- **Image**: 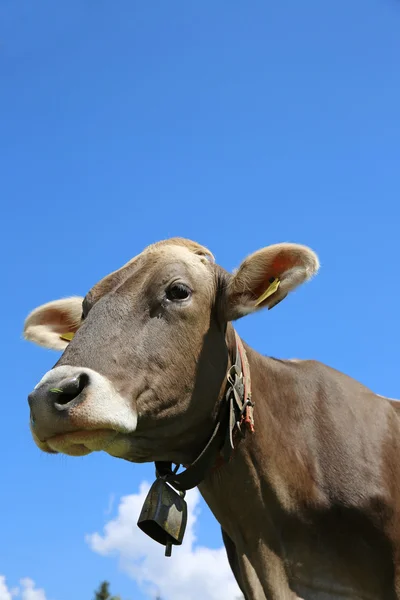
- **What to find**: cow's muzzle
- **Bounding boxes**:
[27,365,138,456]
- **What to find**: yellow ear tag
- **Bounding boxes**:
[59,332,75,342]
[255,278,280,306]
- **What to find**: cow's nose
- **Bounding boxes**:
[29,374,89,412]
[28,372,90,440]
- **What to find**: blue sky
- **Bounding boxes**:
[1,0,400,598]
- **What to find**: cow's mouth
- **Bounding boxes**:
[38,429,120,456]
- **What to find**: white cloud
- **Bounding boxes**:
[0,577,47,600]
[19,579,47,600]
[86,481,242,600]
[0,576,14,600]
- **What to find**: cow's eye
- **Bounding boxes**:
[166,283,192,302]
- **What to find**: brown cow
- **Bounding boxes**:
[23,238,400,600]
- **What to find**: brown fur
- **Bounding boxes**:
[23,238,400,599]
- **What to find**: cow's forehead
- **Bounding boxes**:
[89,238,215,300]
[145,237,214,259]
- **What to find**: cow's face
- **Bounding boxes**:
[24,238,319,464]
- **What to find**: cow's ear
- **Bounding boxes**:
[225,243,319,321]
[23,297,84,351]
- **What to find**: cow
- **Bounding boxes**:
[23,237,400,600]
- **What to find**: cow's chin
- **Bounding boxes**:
[31,428,182,464]
[32,429,130,457]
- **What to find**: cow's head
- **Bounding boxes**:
[24,238,319,464]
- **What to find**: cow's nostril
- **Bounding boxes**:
[50,373,89,408]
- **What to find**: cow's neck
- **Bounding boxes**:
[198,336,289,545]
[155,328,311,594]
[197,339,305,597]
